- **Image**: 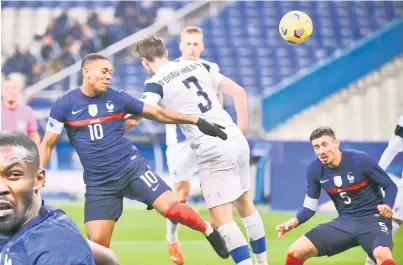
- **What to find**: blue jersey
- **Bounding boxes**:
[297,149,397,224]
[46,88,145,186]
[0,201,95,265]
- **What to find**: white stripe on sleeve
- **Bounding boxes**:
[303,195,318,211]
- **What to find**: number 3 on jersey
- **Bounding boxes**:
[88,124,104,140]
[182,76,212,113]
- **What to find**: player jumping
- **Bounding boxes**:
[276,126,398,265]
[364,116,403,265]
[135,35,268,265]
[125,26,226,265]
[39,53,230,263]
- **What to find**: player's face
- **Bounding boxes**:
[312,135,340,166]
[0,146,45,236]
[85,59,113,94]
[2,80,21,103]
[180,33,204,60]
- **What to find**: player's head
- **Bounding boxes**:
[81,53,112,95]
[134,34,168,75]
[0,131,45,236]
[2,78,21,105]
[179,26,204,61]
[310,126,341,167]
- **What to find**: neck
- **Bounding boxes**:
[151,57,169,74]
[81,84,99,98]
[2,100,18,109]
[23,195,42,227]
[328,149,343,168]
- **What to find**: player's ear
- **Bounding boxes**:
[82,67,90,79]
[334,139,340,148]
[34,168,46,193]
[165,50,169,58]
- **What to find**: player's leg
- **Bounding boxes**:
[285,221,359,264]
[358,216,396,265]
[123,165,229,259]
[166,180,190,265]
[196,135,255,265]
[84,187,124,263]
[86,239,119,265]
[232,136,268,265]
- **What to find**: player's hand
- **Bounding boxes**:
[196,118,228,140]
[276,217,299,239]
[377,204,393,218]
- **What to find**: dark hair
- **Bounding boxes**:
[309,126,336,141]
[81,53,109,69]
[0,131,40,169]
[134,34,167,62]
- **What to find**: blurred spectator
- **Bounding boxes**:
[87,12,101,31]
[53,10,71,45]
[69,19,82,40]
[40,34,61,61]
[2,48,40,86]
[1,77,40,146]
[60,41,80,68]
[2,48,26,75]
[79,25,102,58]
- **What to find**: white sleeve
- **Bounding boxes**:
[46,117,64,134]
[302,194,319,211]
[139,92,162,107]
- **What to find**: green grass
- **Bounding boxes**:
[54,202,403,265]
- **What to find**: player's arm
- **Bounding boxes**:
[38,98,66,168]
[276,164,320,239]
[122,90,227,140]
[362,156,398,217]
[379,117,403,169]
[217,91,224,106]
[27,106,41,146]
[204,63,248,134]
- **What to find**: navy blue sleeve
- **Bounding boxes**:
[49,96,70,122]
[144,82,163,98]
[296,163,321,226]
[361,155,397,208]
[28,226,96,265]
[118,90,144,115]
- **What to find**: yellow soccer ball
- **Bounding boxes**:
[279,11,313,44]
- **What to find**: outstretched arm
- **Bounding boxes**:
[39,130,60,169]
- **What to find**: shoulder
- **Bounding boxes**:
[343,149,369,162]
[53,89,78,107]
[307,159,322,176]
[199,58,220,72]
[24,204,85,247]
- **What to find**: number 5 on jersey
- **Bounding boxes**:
[88,124,104,140]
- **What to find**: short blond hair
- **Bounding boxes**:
[181,26,203,40]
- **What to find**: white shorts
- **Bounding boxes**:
[166,141,199,184]
[393,177,403,221]
[194,133,251,208]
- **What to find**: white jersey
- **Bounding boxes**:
[141,60,237,145]
[165,58,221,145]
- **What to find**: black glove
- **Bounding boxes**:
[196,118,228,140]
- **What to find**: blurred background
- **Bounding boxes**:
[1,1,403,264]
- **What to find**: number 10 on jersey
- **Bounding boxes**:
[88,124,104,140]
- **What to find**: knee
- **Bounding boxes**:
[373,246,393,263]
[287,243,314,260]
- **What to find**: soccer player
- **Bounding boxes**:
[364,116,403,265]
[125,26,225,265]
[0,131,95,264]
[135,35,268,265]
[39,53,229,262]
[1,78,40,146]
[276,126,398,265]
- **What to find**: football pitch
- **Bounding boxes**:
[55,202,403,265]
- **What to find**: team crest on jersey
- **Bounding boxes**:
[106,101,114,113]
[333,176,343,187]
[88,104,98,117]
[347,172,355,185]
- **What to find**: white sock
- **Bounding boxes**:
[203,221,214,237]
[392,220,400,238]
[241,212,267,265]
[166,219,179,243]
[364,256,376,265]
[218,222,253,265]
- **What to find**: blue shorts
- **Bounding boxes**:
[305,214,393,261]
[84,164,171,222]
